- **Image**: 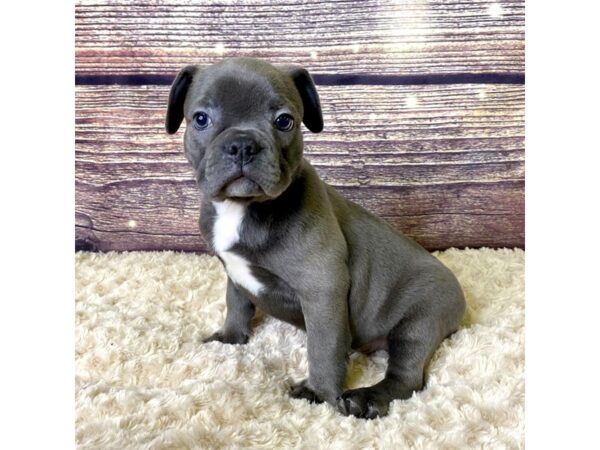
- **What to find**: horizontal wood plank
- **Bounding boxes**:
[75,181,524,251]
[75,83,524,251]
[75,0,524,76]
[76,212,523,252]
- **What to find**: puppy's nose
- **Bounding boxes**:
[223,135,261,163]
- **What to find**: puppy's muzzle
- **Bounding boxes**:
[222,132,263,166]
[203,127,281,200]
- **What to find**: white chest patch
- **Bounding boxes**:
[212,200,264,296]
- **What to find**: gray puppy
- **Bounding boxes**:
[166,58,465,419]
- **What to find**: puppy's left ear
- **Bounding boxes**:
[282,66,323,133]
[166,65,197,134]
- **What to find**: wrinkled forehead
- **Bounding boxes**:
[187,65,301,118]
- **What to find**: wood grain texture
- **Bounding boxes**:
[75,83,524,251]
[75,0,524,76]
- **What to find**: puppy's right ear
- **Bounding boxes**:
[166,65,197,134]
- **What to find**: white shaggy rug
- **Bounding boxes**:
[75,248,524,449]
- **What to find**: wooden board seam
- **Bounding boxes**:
[75,73,525,86]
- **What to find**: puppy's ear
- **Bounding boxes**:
[282,66,323,133]
[166,65,197,134]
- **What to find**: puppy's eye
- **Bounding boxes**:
[193,112,212,130]
[274,114,294,132]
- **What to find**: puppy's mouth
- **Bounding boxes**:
[222,175,264,199]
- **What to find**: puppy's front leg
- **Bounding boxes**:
[204,279,255,345]
[290,282,351,405]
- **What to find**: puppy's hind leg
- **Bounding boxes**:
[337,308,455,419]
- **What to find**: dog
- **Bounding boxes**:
[165,58,465,419]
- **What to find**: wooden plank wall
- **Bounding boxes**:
[75,0,525,252]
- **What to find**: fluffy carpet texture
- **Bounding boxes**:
[75,248,524,449]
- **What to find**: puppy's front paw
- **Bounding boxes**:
[289,379,324,404]
[202,330,249,345]
[337,387,389,419]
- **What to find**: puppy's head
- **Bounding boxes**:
[166,58,323,202]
